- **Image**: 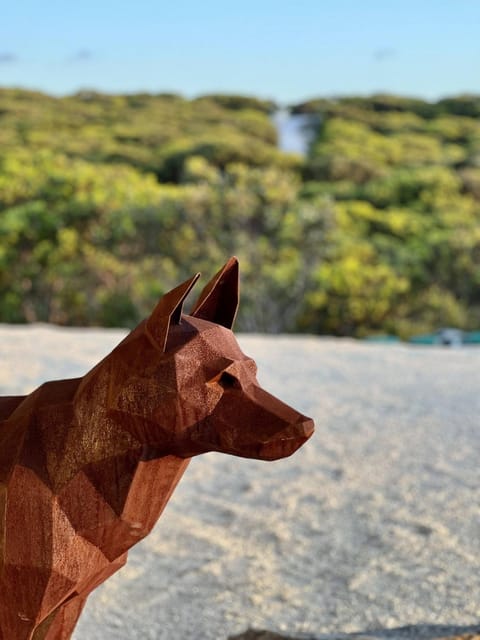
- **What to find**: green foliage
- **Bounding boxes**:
[299,93,480,335]
[437,94,480,118]
[0,89,479,336]
[194,94,277,114]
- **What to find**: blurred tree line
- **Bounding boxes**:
[0,89,479,336]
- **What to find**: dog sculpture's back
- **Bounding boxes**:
[0,258,314,640]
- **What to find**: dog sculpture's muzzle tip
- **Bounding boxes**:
[299,416,315,439]
[257,415,315,461]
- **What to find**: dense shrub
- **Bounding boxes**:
[0,89,479,336]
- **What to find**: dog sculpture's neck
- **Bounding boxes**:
[0,318,195,501]
[0,330,192,534]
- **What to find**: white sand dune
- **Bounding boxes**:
[1,325,479,639]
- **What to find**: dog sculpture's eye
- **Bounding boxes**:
[219,372,238,389]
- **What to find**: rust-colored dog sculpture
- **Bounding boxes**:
[0,258,314,640]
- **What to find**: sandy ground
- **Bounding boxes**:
[0,325,479,640]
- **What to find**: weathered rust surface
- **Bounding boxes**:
[0,258,314,640]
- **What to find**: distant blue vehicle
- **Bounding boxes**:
[409,328,480,346]
[464,331,480,344]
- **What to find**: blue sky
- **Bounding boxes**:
[1,0,479,102]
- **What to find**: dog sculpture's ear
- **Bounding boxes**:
[191,257,239,329]
[146,273,200,351]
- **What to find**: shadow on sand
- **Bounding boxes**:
[229,624,480,640]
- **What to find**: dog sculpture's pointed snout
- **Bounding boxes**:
[254,412,315,461]
[298,416,315,440]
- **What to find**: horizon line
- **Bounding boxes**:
[1,84,479,107]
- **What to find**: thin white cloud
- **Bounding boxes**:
[0,53,18,64]
[68,49,94,63]
[373,48,396,62]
